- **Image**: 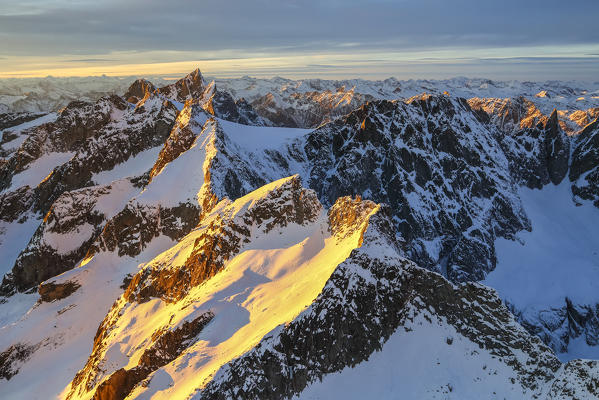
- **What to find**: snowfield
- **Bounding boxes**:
[298,313,535,400]
[485,182,599,361]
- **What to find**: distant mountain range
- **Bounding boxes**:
[2,74,598,130]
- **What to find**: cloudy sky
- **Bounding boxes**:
[0,0,597,80]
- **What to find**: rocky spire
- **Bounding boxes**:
[544,108,569,185]
[162,67,206,102]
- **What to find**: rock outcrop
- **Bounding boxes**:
[124,79,156,104]
[570,118,599,206]
[500,108,570,189]
[38,280,81,302]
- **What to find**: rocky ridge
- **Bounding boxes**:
[0,69,268,295]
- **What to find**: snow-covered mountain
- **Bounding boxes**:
[1,68,599,399]
[2,74,598,132]
[216,76,599,131]
[0,76,172,114]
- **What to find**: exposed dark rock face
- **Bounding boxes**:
[7,180,137,293]
[38,280,81,302]
[158,68,205,103]
[500,123,550,189]
[200,210,571,400]
[234,98,265,125]
[570,119,599,206]
[157,69,266,126]
[544,110,570,185]
[0,186,34,223]
[86,202,201,260]
[90,368,141,400]
[0,343,36,381]
[11,246,85,295]
[297,95,528,282]
[89,312,214,400]
[205,86,266,126]
[500,109,570,189]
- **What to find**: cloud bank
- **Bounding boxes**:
[0,0,597,79]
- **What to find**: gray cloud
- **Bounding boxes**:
[0,0,598,56]
[0,0,598,79]
[200,55,599,81]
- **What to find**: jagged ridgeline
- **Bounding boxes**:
[0,68,598,399]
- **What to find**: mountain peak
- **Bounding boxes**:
[156,68,206,102]
[547,108,559,127]
[187,67,202,80]
[124,79,156,104]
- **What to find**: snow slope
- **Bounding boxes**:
[484,182,599,360]
[9,152,75,189]
[217,118,310,151]
[0,216,41,278]
[0,236,176,400]
[91,147,162,186]
[298,313,537,400]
